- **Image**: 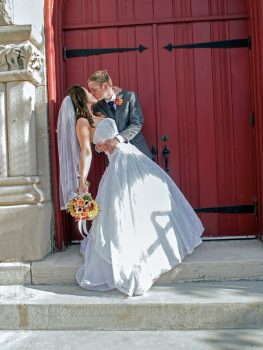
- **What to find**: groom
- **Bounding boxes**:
[88,70,152,158]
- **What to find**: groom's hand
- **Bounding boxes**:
[104,138,119,154]
[96,138,119,154]
[95,142,108,153]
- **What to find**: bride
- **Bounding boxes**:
[57,85,204,296]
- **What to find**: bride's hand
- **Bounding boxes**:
[79,181,90,194]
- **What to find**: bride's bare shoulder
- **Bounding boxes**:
[76,117,91,128]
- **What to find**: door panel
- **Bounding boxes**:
[157,24,181,184]
[135,26,157,146]
[63,0,256,240]
[157,19,256,236]
[192,21,219,235]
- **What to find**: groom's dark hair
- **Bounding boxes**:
[88,70,113,87]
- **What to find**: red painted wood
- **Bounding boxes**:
[192,1,219,235]
[153,2,177,178]
[135,25,157,151]
[99,0,117,22]
[153,0,173,19]
[229,19,256,235]
[134,0,153,20]
[45,0,263,249]
[50,0,258,243]
[116,0,135,22]
[63,15,248,31]
[82,0,100,25]
[99,28,119,81]
[157,24,180,184]
[174,21,200,207]
[247,0,263,240]
[64,30,85,87]
[227,0,247,15]
[118,28,139,90]
[191,0,209,17]
[213,19,238,235]
[45,0,68,249]
[63,0,83,26]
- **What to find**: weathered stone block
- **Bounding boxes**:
[0,201,52,261]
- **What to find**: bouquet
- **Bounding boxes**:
[66,191,99,221]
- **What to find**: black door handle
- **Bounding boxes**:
[162,145,170,172]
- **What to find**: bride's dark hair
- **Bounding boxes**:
[67,85,94,127]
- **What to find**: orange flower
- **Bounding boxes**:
[81,211,88,219]
[115,96,124,106]
[76,198,85,207]
[66,186,99,221]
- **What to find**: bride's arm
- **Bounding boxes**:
[76,118,92,193]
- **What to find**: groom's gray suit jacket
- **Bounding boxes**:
[92,90,152,158]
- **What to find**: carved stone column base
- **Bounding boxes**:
[0,202,52,261]
[0,24,52,261]
[0,176,43,205]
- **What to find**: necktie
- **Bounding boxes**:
[107,101,115,116]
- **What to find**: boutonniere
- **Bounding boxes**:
[115,96,124,106]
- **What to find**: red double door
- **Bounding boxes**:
[62,0,256,240]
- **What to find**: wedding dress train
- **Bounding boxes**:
[76,118,204,296]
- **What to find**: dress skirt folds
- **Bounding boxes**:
[76,119,204,296]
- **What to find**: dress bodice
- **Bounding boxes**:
[93,118,119,145]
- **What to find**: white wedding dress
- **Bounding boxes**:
[76,118,204,296]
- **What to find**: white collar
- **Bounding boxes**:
[105,93,116,103]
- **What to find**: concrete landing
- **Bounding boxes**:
[1,330,263,350]
[0,281,262,330]
[30,239,263,285]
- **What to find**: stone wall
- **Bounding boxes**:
[0,1,53,261]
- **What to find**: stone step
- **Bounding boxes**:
[0,281,263,330]
[1,329,263,350]
[30,240,263,285]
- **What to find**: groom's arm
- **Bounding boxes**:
[119,92,143,142]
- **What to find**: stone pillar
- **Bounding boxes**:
[0,0,13,25]
[0,25,52,261]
